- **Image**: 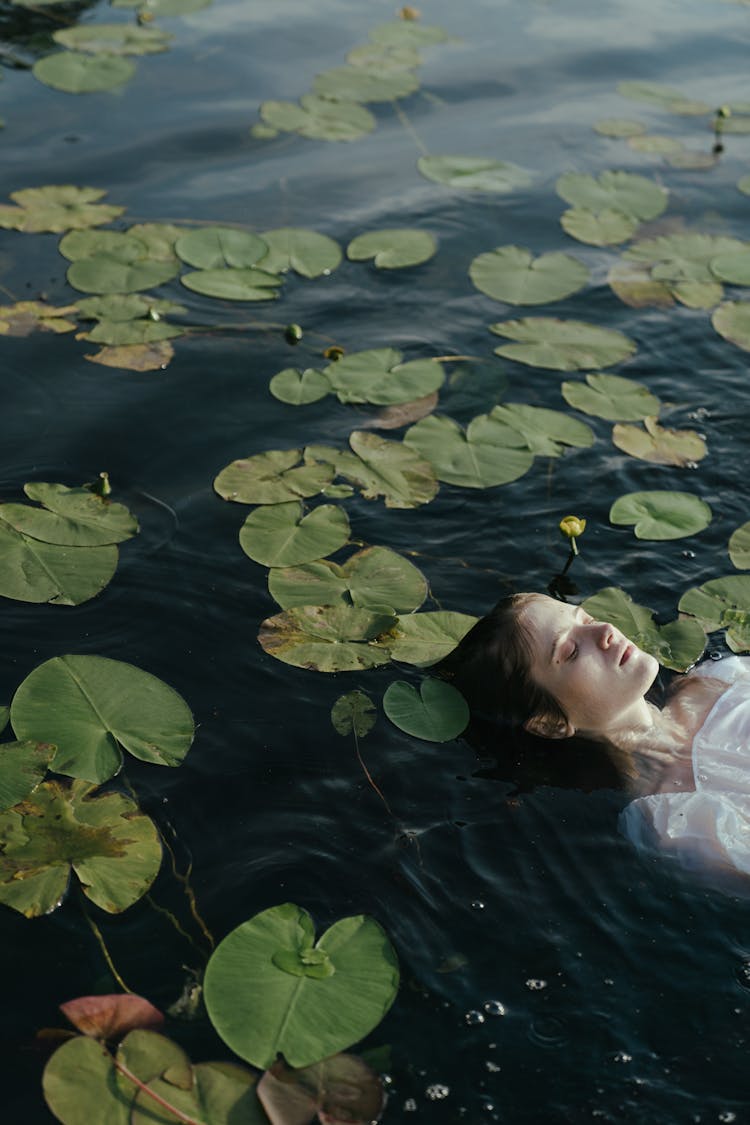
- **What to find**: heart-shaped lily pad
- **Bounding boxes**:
[0,481,138,546]
[609,490,712,540]
[268,545,427,613]
[556,170,668,220]
[58,229,148,263]
[257,228,341,278]
[53,23,172,55]
[481,403,594,457]
[594,118,646,137]
[383,678,469,741]
[269,367,332,405]
[175,227,268,270]
[0,522,118,606]
[378,611,478,665]
[678,575,750,651]
[561,372,660,421]
[560,208,638,247]
[239,501,350,567]
[417,155,533,193]
[490,318,636,371]
[180,268,281,301]
[347,229,437,269]
[331,691,377,737]
[259,95,376,142]
[582,586,705,672]
[258,605,394,671]
[469,245,589,305]
[322,348,444,405]
[214,449,333,505]
[306,433,438,509]
[67,256,180,295]
[712,301,750,352]
[33,51,136,94]
[0,185,124,234]
[404,413,532,488]
[312,65,418,103]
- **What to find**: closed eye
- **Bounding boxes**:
[566,643,578,661]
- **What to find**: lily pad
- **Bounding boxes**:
[379,611,478,665]
[556,170,667,220]
[627,134,684,154]
[383,678,469,741]
[125,223,182,261]
[306,432,438,508]
[59,994,164,1040]
[82,318,182,346]
[33,52,136,94]
[671,279,723,309]
[594,118,646,137]
[58,229,148,263]
[180,268,281,301]
[369,20,450,47]
[258,228,341,278]
[679,575,750,652]
[560,208,638,247]
[322,348,444,405]
[0,780,161,917]
[53,24,172,55]
[738,175,750,197]
[616,81,710,115]
[175,227,267,270]
[258,605,394,671]
[469,245,589,305]
[481,403,594,457]
[612,417,707,466]
[625,233,747,282]
[331,691,377,737]
[112,0,212,12]
[239,501,350,567]
[259,95,376,142]
[203,903,399,1068]
[417,155,533,193]
[67,256,180,295]
[0,185,124,233]
[729,522,750,569]
[403,413,533,488]
[609,490,712,540]
[666,149,716,170]
[313,65,418,103]
[711,251,750,286]
[268,545,427,613]
[581,586,705,672]
[85,341,175,371]
[347,229,437,269]
[0,301,78,336]
[607,261,674,308]
[0,481,138,546]
[562,372,660,421]
[258,1053,384,1125]
[490,317,636,371]
[712,301,750,351]
[10,654,195,783]
[0,523,118,605]
[0,740,54,813]
[269,367,332,405]
[214,449,333,505]
[347,43,421,70]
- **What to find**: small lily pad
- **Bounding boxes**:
[609,490,712,540]
[679,575,750,652]
[269,367,332,405]
[417,155,533,193]
[594,118,646,137]
[403,413,533,488]
[347,43,421,70]
[582,586,705,672]
[612,417,707,466]
[738,175,750,197]
[214,449,333,505]
[469,245,589,305]
[239,501,350,567]
[712,301,750,351]
[313,65,418,103]
[58,229,148,262]
[729,522,750,569]
[33,51,136,94]
[625,233,748,282]
[0,185,124,233]
[68,256,180,295]
[306,432,438,509]
[347,229,436,269]
[560,208,638,247]
[331,691,377,737]
[562,372,660,421]
[556,170,667,220]
[53,24,172,55]
[379,611,478,666]
[383,679,469,741]
[175,227,267,270]
[671,279,723,309]
[268,545,427,613]
[258,605,394,671]
[322,348,443,405]
[258,228,341,278]
[490,317,636,371]
[260,95,376,142]
[180,268,281,301]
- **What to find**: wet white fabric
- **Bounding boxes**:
[620,656,750,873]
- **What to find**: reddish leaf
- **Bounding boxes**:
[258,1054,385,1125]
[60,994,164,1040]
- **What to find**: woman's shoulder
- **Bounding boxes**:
[688,654,750,685]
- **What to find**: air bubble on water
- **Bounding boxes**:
[471,900,485,910]
[710,650,723,661]
[404,1098,418,1112]
[604,978,614,986]
[613,1051,632,1063]
[465,1009,485,1026]
[525,978,547,990]
[486,1060,501,1073]
[483,1000,506,1016]
[682,550,695,559]
[736,961,750,988]
[718,1113,736,1123]
[425,1083,450,1101]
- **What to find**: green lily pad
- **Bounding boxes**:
[607,261,674,308]
[269,367,332,405]
[469,245,589,305]
[625,233,747,282]
[712,301,750,351]
[125,223,182,260]
[82,318,182,346]
[58,229,148,263]
[710,251,750,286]
[0,523,117,605]
[628,134,684,154]
[679,575,750,652]
[214,449,333,505]
[0,481,138,546]
[729,522,750,569]
[239,501,350,567]
[260,95,376,142]
[11,655,195,783]
[403,413,532,488]
[417,155,533,193]
[258,605,394,671]
[383,678,469,741]
[313,65,418,103]
[556,170,667,221]
[257,228,341,278]
[180,268,281,300]
[33,52,136,94]
[268,546,427,613]
[665,149,717,170]
[347,229,437,269]
[616,81,710,114]
[379,611,478,666]
[738,175,750,197]
[331,691,377,737]
[581,586,706,672]
[369,20,450,47]
[0,185,124,234]
[0,740,54,813]
[609,490,712,540]
[0,709,8,735]
[562,372,660,421]
[322,348,443,405]
[347,43,421,70]
[77,294,187,323]
[0,780,161,917]
[306,432,438,508]
[560,208,638,247]
[594,118,646,137]
[671,279,724,309]
[53,23,172,55]
[175,227,267,270]
[490,317,636,371]
[612,417,707,466]
[204,903,399,1068]
[481,403,594,457]
[719,116,750,134]
[67,256,180,295]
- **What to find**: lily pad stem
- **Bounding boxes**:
[79,897,133,994]
[112,1056,207,1125]
[160,827,215,951]
[145,894,208,961]
[354,728,393,818]
[391,98,430,157]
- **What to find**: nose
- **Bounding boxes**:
[593,620,615,648]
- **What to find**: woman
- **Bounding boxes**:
[440,592,750,875]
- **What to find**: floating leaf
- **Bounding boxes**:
[607,261,674,308]
[82,318,182,346]
[125,222,182,261]
[313,65,418,103]
[369,20,450,46]
[0,481,138,546]
[738,175,750,197]
[555,170,667,221]
[203,903,399,1068]
[258,605,394,672]
[347,43,421,69]
[68,256,180,295]
[0,524,117,605]
[260,95,376,142]
[625,233,747,282]
[561,372,660,421]
[347,229,436,269]
[490,317,636,371]
[482,403,594,457]
[0,740,54,813]
[257,228,341,278]
[469,245,589,305]
[0,708,8,734]
[671,279,723,309]
[403,413,532,488]
[180,268,281,301]
[612,417,707,466]
[582,586,705,672]
[269,367,332,405]
[175,227,267,270]
[11,655,195,783]
[0,185,124,233]
[85,341,174,371]
[379,611,478,665]
[383,678,469,741]
[58,229,148,263]
[594,118,646,137]
[60,994,164,1039]
[53,24,172,55]
[679,575,750,652]
[417,155,533,193]
[268,546,427,613]
[306,432,438,508]
[609,490,712,540]
[0,301,78,336]
[322,348,443,405]
[0,780,161,916]
[710,251,750,286]
[258,1054,384,1125]
[712,301,750,351]
[239,501,350,567]
[33,52,136,94]
[616,81,710,115]
[560,208,638,247]
[359,391,438,431]
[331,691,377,737]
[665,149,716,170]
[627,134,683,154]
[719,116,750,134]
[214,449,333,505]
[729,522,750,569]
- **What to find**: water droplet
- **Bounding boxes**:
[471,900,485,910]
[613,1051,632,1063]
[465,1009,485,1026]
[525,978,547,990]
[735,961,750,988]
[483,1000,506,1016]
[425,1083,450,1101]
[682,550,695,559]
[604,978,614,986]
[404,1098,418,1112]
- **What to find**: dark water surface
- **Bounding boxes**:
[4,0,750,1120]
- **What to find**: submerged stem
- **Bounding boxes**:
[391,99,430,157]
[112,1056,207,1125]
[354,728,394,818]
[79,899,133,994]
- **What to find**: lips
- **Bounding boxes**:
[619,643,633,666]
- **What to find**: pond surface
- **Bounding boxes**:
[4,0,750,1120]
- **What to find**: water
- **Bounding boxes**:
[3,0,750,1120]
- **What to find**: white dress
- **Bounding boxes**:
[620,656,750,874]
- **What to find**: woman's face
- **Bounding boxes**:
[519,595,659,737]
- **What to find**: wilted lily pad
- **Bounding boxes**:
[0,523,117,606]
[68,256,180,295]
[0,779,161,917]
[331,691,377,737]
[347,229,437,269]
[268,545,427,613]
[175,227,267,270]
[85,341,175,371]
[383,678,469,740]
[556,170,667,220]
[259,95,376,142]
[269,367,332,405]
[53,24,172,55]
[612,417,707,466]
[181,267,281,301]
[258,228,341,278]
[214,449,333,505]
[490,317,636,371]
[562,372,660,421]
[469,245,589,305]
[0,185,124,233]
[11,654,195,783]
[404,412,532,488]
[582,586,705,671]
[417,155,533,193]
[609,490,712,540]
[679,575,750,651]
[729,522,750,569]
[313,65,418,103]
[0,481,138,546]
[306,431,438,508]
[33,52,136,94]
[0,301,78,336]
[259,1053,384,1125]
[607,261,674,308]
[0,740,54,813]
[560,208,638,247]
[239,501,350,567]
[258,605,394,671]
[322,348,443,405]
[60,994,164,1039]
[203,903,399,1068]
